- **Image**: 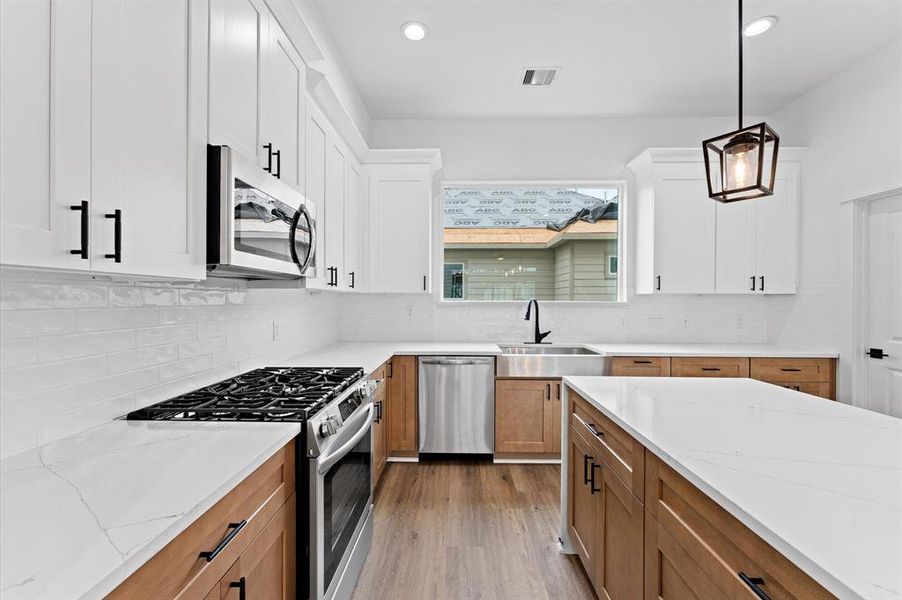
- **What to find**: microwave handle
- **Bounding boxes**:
[289,204,316,275]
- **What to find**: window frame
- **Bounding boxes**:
[437,179,628,304]
[443,262,466,300]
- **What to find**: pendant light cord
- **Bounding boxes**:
[738,0,743,129]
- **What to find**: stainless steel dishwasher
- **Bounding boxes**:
[418,356,495,454]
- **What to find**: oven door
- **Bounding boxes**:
[208,145,316,278]
[310,402,373,600]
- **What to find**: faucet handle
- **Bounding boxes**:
[538,330,552,343]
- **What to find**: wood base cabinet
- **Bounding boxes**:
[371,362,389,487]
[387,356,418,457]
[495,379,561,456]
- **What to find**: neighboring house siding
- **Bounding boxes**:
[445,240,616,301]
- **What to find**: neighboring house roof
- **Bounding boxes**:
[443,187,618,228]
[444,219,617,249]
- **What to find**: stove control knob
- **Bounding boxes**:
[319,416,340,437]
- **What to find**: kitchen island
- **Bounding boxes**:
[560,376,901,600]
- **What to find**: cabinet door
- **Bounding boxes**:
[367,165,431,293]
[551,381,563,454]
[387,356,417,456]
[343,160,361,290]
[304,97,329,290]
[644,511,722,600]
[595,465,643,600]
[495,379,555,454]
[91,0,206,279]
[755,174,798,294]
[325,139,346,288]
[209,0,267,165]
[715,200,756,293]
[568,427,596,581]
[0,0,90,271]
[261,16,304,192]
[652,176,715,293]
[226,496,296,600]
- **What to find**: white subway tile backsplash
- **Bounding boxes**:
[0,271,339,457]
[38,330,136,362]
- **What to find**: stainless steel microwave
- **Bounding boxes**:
[207,145,316,279]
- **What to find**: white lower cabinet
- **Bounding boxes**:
[364,152,441,294]
[0,0,207,280]
[629,148,802,295]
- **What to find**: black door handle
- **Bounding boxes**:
[104,210,121,263]
[272,149,281,179]
[750,275,756,291]
[228,576,247,600]
[349,271,355,289]
[199,520,246,561]
[70,201,89,259]
[867,348,889,359]
[423,275,427,291]
[263,143,273,173]
[738,572,772,600]
[759,275,765,291]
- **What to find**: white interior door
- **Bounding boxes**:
[864,192,902,417]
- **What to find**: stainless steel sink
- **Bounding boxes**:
[496,345,608,377]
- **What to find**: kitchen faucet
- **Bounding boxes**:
[524,298,551,344]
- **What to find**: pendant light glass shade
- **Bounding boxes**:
[703,122,780,202]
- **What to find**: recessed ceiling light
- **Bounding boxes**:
[743,16,777,37]
[401,21,427,41]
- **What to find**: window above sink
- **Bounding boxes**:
[442,181,626,303]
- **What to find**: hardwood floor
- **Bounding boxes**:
[351,458,596,600]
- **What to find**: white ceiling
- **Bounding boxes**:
[313,0,902,119]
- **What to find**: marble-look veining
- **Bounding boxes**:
[562,376,901,600]
[583,342,839,358]
[0,420,299,600]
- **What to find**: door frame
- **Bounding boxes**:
[840,186,902,407]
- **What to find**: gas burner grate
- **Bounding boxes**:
[126,366,364,422]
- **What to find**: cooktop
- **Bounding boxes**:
[126,366,365,422]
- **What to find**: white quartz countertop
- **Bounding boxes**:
[562,376,902,600]
[284,341,837,376]
[0,420,299,600]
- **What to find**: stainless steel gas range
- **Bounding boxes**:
[126,366,377,600]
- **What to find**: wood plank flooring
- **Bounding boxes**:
[351,458,596,600]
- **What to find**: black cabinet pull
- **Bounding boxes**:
[545,383,551,401]
[373,400,382,423]
[423,275,427,291]
[750,275,756,291]
[590,462,602,495]
[780,368,802,372]
[272,149,281,179]
[199,520,246,562]
[263,143,273,173]
[738,572,772,600]
[655,275,661,291]
[633,360,652,364]
[228,576,247,600]
[759,275,765,291]
[582,454,592,485]
[386,361,393,379]
[584,421,604,438]
[349,271,355,289]
[701,367,721,372]
[867,348,889,359]
[70,201,89,259]
[104,210,122,263]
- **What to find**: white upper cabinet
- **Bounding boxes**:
[630,151,715,294]
[1,0,206,280]
[0,0,91,271]
[261,16,305,192]
[343,160,361,290]
[364,151,441,294]
[715,162,800,294]
[208,0,267,163]
[91,0,207,279]
[325,137,346,289]
[304,96,330,290]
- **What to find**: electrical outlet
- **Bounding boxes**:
[682,315,690,328]
[736,314,744,329]
[620,317,628,329]
[405,305,413,318]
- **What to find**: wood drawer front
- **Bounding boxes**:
[671,357,750,378]
[765,380,834,399]
[751,358,834,383]
[372,361,388,382]
[644,453,834,600]
[109,441,296,600]
[611,356,671,377]
[571,392,645,502]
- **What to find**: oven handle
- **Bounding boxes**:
[316,403,374,475]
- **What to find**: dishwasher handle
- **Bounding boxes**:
[420,357,495,366]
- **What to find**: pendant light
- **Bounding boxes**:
[702,0,780,203]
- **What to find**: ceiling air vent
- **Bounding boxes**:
[522,67,558,86]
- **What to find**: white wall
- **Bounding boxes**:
[765,39,902,402]
[0,269,338,458]
[342,114,771,343]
